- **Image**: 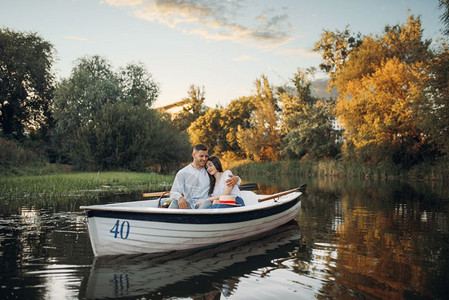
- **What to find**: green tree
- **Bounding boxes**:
[51,55,159,160]
[280,69,316,134]
[0,28,55,139]
[73,103,190,171]
[172,85,206,132]
[52,56,120,142]
[118,62,159,106]
[280,69,341,159]
[282,102,341,159]
[418,41,449,154]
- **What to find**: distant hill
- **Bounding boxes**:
[311,78,338,100]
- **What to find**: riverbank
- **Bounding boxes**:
[0,171,174,205]
[230,158,449,181]
[2,157,448,206]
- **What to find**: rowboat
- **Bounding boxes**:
[83,222,301,299]
[80,183,306,257]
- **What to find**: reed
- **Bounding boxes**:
[231,159,449,181]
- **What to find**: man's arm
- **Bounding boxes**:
[225,171,241,188]
[170,172,184,201]
[170,171,190,209]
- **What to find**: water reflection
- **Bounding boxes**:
[1,177,449,299]
[82,222,301,299]
[0,205,92,299]
[296,178,449,299]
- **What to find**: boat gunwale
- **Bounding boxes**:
[80,192,302,216]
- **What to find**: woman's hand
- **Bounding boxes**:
[196,198,210,208]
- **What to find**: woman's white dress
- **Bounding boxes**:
[211,170,241,197]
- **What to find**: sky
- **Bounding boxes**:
[0,0,445,108]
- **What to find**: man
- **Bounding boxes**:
[169,144,239,209]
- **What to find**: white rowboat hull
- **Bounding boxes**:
[81,190,303,257]
[84,223,301,299]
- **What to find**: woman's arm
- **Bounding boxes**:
[195,195,220,208]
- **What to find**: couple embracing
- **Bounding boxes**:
[169,144,244,209]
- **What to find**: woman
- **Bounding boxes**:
[196,156,245,209]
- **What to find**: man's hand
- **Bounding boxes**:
[178,197,189,209]
[225,175,239,188]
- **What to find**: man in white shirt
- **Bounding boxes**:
[169,144,239,209]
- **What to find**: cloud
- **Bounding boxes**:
[103,0,293,48]
[135,1,216,28]
[64,36,88,41]
[232,55,258,62]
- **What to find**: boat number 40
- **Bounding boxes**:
[110,220,130,239]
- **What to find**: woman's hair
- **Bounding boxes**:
[207,156,223,195]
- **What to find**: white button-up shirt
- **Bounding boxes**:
[170,164,210,209]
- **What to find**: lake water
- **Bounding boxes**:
[1,176,449,299]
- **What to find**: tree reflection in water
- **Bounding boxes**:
[291,178,449,299]
[1,178,449,299]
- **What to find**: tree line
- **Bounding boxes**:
[1,11,448,173]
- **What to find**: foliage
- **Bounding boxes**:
[315,15,436,167]
[237,75,280,161]
[118,62,159,107]
[0,137,40,171]
[72,103,190,172]
[280,69,341,159]
[221,97,254,154]
[187,107,224,154]
[187,96,254,157]
[440,0,449,35]
[51,55,160,161]
[417,40,449,155]
[282,102,341,159]
[338,58,428,163]
[0,28,55,139]
[171,85,206,132]
[313,26,363,87]
[52,55,120,141]
[51,56,158,136]
[232,159,449,182]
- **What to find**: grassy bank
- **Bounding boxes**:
[0,171,174,204]
[230,159,449,181]
[3,158,447,207]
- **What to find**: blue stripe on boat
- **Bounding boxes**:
[86,197,300,224]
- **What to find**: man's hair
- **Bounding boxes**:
[193,144,208,152]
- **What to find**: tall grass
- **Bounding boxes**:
[231,159,449,181]
[0,171,174,204]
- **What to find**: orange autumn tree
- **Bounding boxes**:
[237,75,280,161]
[337,57,426,162]
[315,15,434,166]
[187,96,254,158]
